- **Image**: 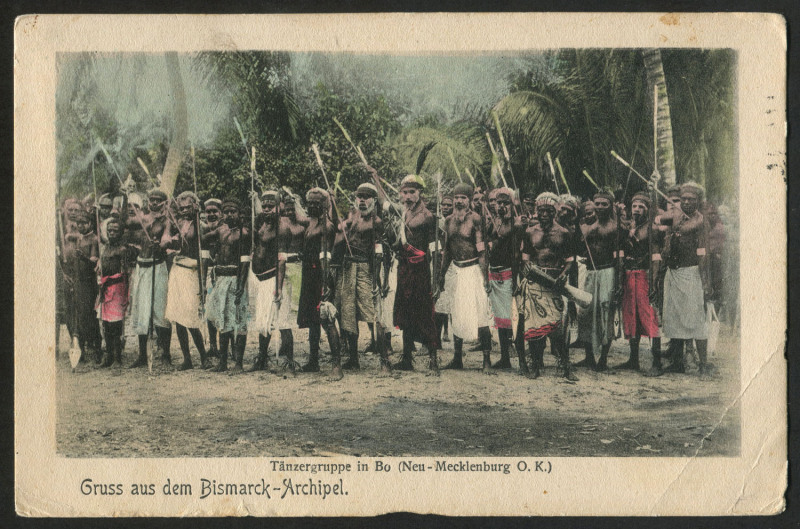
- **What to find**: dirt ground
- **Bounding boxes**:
[56,323,740,458]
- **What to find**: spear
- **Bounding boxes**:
[555,158,571,195]
[250,146,256,252]
[610,151,678,206]
[192,146,206,312]
[485,133,508,189]
[545,152,561,194]
[95,137,125,187]
[311,143,352,255]
[582,169,601,191]
[233,117,249,159]
[333,117,369,167]
[91,158,104,315]
[491,110,518,190]
[447,146,464,183]
[191,143,197,196]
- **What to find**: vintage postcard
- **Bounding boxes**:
[14,13,786,516]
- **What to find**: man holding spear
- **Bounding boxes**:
[433,194,455,345]
[518,192,579,381]
[296,188,344,380]
[203,198,251,373]
[336,183,390,373]
[574,188,620,371]
[97,218,136,368]
[486,187,526,369]
[202,198,223,359]
[126,189,173,368]
[437,182,494,372]
[391,175,441,374]
[616,191,663,374]
[247,190,291,372]
[660,182,712,377]
[162,191,211,370]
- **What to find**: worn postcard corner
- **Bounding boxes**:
[14,12,786,517]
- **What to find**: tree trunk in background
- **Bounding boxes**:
[642,49,678,188]
[160,52,188,196]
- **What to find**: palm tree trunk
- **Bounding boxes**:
[642,49,678,187]
[160,52,188,196]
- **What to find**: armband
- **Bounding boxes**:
[200,250,211,259]
[566,256,575,262]
[651,253,662,261]
[278,252,288,262]
[428,242,437,253]
[521,253,530,261]
[240,255,251,263]
[476,241,485,252]
[319,251,332,261]
[613,250,625,258]
[375,243,383,254]
[696,248,706,256]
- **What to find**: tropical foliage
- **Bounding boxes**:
[56,49,737,208]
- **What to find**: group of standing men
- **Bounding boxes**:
[57,168,717,382]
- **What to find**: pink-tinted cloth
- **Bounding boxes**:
[98,273,128,322]
[622,270,659,339]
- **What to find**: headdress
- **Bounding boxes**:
[355,183,378,198]
[680,181,705,200]
[535,192,560,208]
[399,174,424,190]
[176,191,199,204]
[631,191,651,208]
[453,182,474,197]
[204,198,222,210]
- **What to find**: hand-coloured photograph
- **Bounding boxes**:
[53,47,741,459]
[15,13,786,517]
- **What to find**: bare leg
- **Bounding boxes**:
[645,337,663,377]
[595,343,611,372]
[324,321,343,381]
[175,324,192,370]
[479,326,495,374]
[393,330,415,371]
[615,337,641,370]
[213,332,231,371]
[301,324,321,372]
[443,336,463,370]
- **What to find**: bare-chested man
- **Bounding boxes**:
[247,190,291,372]
[162,191,210,370]
[617,191,662,375]
[203,198,250,373]
[391,175,440,374]
[61,209,101,363]
[557,194,580,234]
[336,183,390,373]
[274,192,308,361]
[661,182,712,377]
[296,188,343,380]
[486,187,526,369]
[433,195,454,344]
[202,198,223,358]
[575,189,619,371]
[437,182,494,372]
[126,189,173,367]
[519,192,578,381]
[97,218,136,368]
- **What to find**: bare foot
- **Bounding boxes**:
[328,366,344,381]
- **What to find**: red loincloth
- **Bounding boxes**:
[622,269,659,339]
[98,273,128,322]
[393,244,440,349]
